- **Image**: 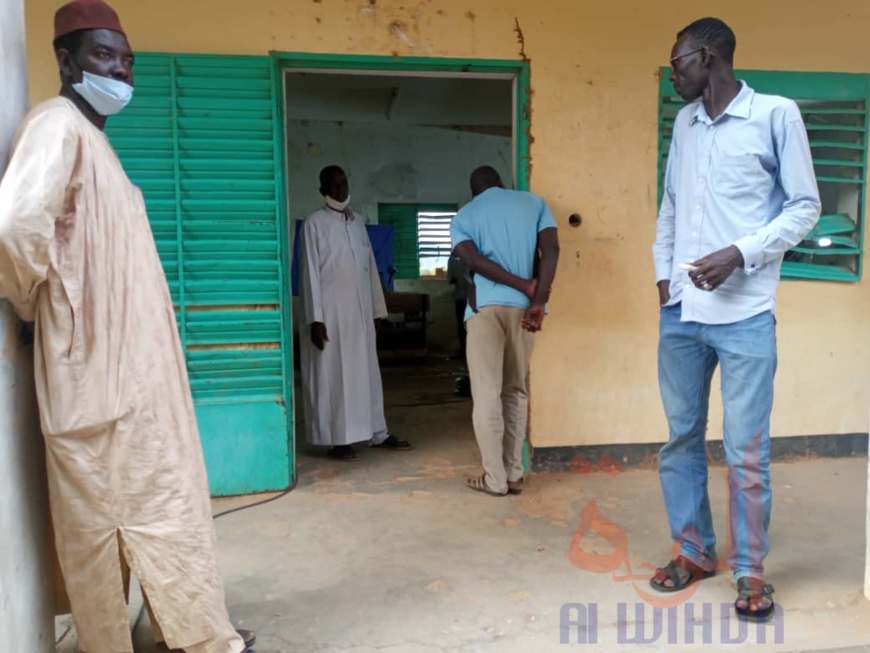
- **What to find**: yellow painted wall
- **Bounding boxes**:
[23,0,870,447]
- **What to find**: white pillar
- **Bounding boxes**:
[0,0,55,649]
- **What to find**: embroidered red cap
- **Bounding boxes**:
[54,0,125,41]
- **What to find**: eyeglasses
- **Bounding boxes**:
[670,47,705,66]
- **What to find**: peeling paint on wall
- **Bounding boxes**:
[369,162,420,198]
[514,18,534,183]
[513,17,527,61]
[522,85,535,182]
[389,21,417,49]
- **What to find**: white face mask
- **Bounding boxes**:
[72,71,134,116]
[326,195,351,212]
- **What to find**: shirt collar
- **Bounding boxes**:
[691,81,755,124]
[475,187,501,200]
[325,206,355,221]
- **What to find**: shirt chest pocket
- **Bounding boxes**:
[713,151,770,198]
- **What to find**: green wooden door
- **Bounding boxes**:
[106,54,293,496]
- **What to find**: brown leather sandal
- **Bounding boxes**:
[649,555,716,592]
[507,478,524,495]
[735,577,776,622]
[466,474,507,497]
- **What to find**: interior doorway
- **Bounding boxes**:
[274,54,529,461]
[287,71,515,352]
[275,55,529,353]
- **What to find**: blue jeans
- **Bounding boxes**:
[658,305,776,581]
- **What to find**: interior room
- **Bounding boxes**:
[285,71,513,361]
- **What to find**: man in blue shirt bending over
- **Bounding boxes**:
[451,166,560,498]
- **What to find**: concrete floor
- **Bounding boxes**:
[62,361,870,652]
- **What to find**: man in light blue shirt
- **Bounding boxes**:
[451,166,559,497]
[650,18,820,621]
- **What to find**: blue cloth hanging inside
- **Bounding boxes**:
[367,224,396,293]
[291,220,396,296]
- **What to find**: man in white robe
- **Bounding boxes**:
[299,166,412,461]
[0,2,254,651]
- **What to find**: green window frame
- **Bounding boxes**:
[658,69,870,282]
[377,203,458,279]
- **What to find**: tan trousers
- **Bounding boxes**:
[148,596,245,653]
[465,306,535,494]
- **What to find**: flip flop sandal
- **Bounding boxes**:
[649,556,716,593]
[466,474,507,497]
[507,478,524,495]
[735,578,776,622]
[328,446,360,462]
[371,435,413,450]
[158,631,255,653]
[237,629,256,648]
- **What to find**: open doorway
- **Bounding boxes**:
[286,70,514,356]
[277,54,529,465]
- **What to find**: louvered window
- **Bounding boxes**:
[378,203,457,279]
[417,209,456,256]
[658,71,869,281]
[105,54,292,496]
[417,207,458,277]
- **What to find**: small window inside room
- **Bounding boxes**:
[417,207,457,277]
[378,203,457,279]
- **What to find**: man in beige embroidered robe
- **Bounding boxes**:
[0,1,253,651]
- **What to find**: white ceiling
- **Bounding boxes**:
[284,72,513,128]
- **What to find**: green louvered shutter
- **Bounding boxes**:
[378,203,420,279]
[658,69,869,282]
[105,55,179,298]
[106,54,293,496]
